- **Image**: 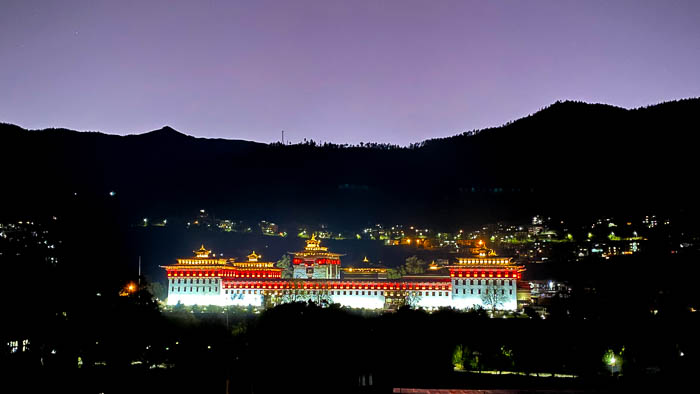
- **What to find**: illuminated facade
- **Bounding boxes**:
[291,235,342,279]
[162,241,524,311]
[162,246,282,306]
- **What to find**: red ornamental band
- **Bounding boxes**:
[315,258,340,265]
[449,269,522,280]
[166,269,281,279]
[292,258,341,265]
[220,280,451,291]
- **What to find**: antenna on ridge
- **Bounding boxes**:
[281,130,285,144]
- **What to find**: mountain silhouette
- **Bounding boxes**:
[2,98,698,227]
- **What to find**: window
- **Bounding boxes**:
[478,280,481,285]
[509,280,513,286]
[501,280,505,286]
[439,292,442,297]
[462,279,466,286]
[215,287,218,292]
[501,289,505,295]
[432,292,436,296]
[478,289,481,294]
[374,291,378,295]
[362,291,365,295]
[470,289,473,294]
[509,289,513,295]
[470,280,474,285]
[343,291,347,295]
[225,290,228,294]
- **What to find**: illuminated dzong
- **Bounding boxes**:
[161,236,524,310]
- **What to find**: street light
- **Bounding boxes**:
[608,354,617,375]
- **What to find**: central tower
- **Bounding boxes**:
[291,234,343,279]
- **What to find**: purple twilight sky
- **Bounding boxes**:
[2,0,699,145]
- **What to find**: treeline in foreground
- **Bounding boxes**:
[3,288,698,393]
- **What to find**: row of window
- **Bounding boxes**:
[454,279,513,286]
[171,278,218,285]
[223,289,451,297]
[453,288,513,295]
[172,286,218,293]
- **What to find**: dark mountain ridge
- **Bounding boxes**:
[2,98,698,228]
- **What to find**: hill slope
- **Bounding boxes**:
[2,98,698,227]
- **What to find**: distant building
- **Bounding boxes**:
[162,238,524,311]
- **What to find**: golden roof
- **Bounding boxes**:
[194,244,211,258]
[247,251,261,262]
[304,234,328,251]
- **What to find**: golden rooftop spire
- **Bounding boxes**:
[194,244,211,258]
[304,233,327,251]
[247,251,261,262]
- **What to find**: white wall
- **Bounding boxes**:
[165,278,519,310]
